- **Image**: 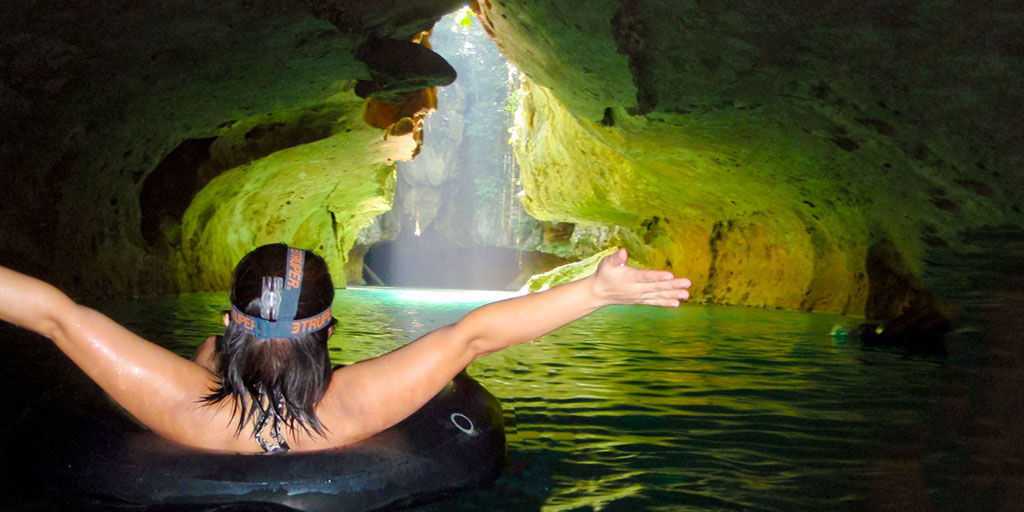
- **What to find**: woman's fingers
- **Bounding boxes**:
[634,276,691,292]
[638,277,691,303]
[635,268,675,282]
[654,277,691,289]
[597,249,692,306]
[613,281,689,306]
[640,287,690,300]
[629,268,688,287]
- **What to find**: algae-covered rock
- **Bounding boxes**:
[0,0,463,297]
[477,0,1023,318]
[179,90,415,290]
[521,246,618,293]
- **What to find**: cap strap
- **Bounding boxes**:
[230,247,332,339]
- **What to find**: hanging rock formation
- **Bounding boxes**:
[354,37,457,103]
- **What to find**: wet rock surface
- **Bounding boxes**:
[0,0,460,296]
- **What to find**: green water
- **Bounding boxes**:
[89,287,936,511]
[4,230,1023,511]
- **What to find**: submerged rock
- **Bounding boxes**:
[853,304,954,356]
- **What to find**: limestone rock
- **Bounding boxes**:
[521,246,618,293]
[178,90,413,291]
[0,0,464,297]
[477,0,1023,318]
[1,0,1020,320]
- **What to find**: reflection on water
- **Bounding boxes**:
[3,229,1023,511]
[62,288,933,511]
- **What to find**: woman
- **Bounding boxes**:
[0,244,690,453]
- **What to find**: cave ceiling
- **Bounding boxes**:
[0,0,1020,319]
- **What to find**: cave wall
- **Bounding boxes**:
[1,0,1020,319]
[178,91,414,291]
[0,0,460,296]
[475,0,1023,316]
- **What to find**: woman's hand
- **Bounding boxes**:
[590,248,691,307]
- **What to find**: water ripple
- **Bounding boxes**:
[78,285,990,511]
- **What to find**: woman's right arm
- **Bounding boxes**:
[0,265,220,446]
[320,249,691,445]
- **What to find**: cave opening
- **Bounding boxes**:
[361,8,542,290]
[362,226,525,289]
[139,137,216,247]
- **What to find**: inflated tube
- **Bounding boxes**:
[12,372,506,511]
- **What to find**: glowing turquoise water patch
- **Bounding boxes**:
[345,286,519,305]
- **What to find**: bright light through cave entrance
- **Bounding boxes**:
[361,8,538,291]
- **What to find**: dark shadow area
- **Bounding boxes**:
[858,235,957,355]
[864,227,1024,511]
[139,137,216,246]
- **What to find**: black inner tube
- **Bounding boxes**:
[11,371,506,512]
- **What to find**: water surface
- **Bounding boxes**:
[78,287,937,511]
[4,230,1022,511]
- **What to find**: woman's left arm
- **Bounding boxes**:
[0,265,71,338]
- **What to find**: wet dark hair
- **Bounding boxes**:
[201,244,335,440]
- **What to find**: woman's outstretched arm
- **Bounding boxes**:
[320,249,691,444]
[0,265,219,446]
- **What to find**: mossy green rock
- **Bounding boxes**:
[522,247,618,293]
[179,91,414,290]
[479,0,1023,316]
[0,0,458,297]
